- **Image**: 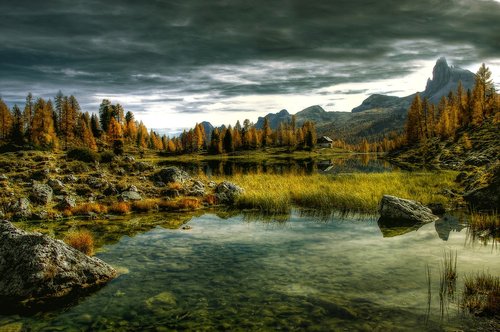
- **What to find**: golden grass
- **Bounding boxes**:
[64,230,94,256]
[132,199,159,212]
[168,182,184,190]
[218,171,458,214]
[462,272,499,316]
[71,203,108,215]
[109,202,131,215]
[159,197,201,211]
[469,212,499,234]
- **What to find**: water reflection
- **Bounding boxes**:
[159,156,395,176]
[6,211,498,331]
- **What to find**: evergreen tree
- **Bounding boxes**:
[90,113,102,138]
[10,104,24,144]
[0,99,12,140]
[223,126,234,153]
[23,93,34,138]
[99,99,113,132]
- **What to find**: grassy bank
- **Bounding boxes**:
[216,171,459,214]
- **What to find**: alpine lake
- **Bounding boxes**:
[1,156,498,331]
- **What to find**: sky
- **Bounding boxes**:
[1,0,500,134]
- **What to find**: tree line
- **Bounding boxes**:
[0,92,318,154]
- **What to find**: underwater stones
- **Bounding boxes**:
[379,195,439,224]
[31,182,53,205]
[215,181,244,204]
[144,291,177,316]
[0,220,116,308]
[155,166,191,184]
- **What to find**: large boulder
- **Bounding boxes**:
[31,182,53,205]
[215,181,244,204]
[48,178,65,194]
[119,191,142,201]
[155,167,191,184]
[379,195,439,224]
[0,220,116,309]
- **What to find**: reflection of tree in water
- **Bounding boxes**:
[163,156,395,177]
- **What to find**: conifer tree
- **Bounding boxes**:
[223,126,234,153]
[23,93,34,138]
[0,99,12,140]
[10,104,24,144]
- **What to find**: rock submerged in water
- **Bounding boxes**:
[0,220,116,309]
[379,195,439,224]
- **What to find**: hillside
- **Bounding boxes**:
[244,58,476,144]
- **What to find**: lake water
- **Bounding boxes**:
[160,154,395,176]
[3,211,498,331]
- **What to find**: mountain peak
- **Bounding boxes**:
[423,57,475,103]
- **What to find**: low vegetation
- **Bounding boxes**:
[71,203,108,216]
[469,213,499,236]
[221,171,458,214]
[462,272,499,317]
[108,202,131,215]
[64,230,94,256]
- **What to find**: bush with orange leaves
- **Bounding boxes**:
[64,230,95,256]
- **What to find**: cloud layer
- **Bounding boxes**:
[1,0,499,130]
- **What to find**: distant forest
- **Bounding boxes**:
[0,64,498,155]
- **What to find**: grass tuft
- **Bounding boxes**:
[71,203,108,215]
[132,199,159,212]
[469,212,499,235]
[109,202,131,215]
[64,230,94,256]
[159,197,201,211]
[462,272,500,317]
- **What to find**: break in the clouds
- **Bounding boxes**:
[1,0,500,131]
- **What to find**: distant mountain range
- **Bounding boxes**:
[203,58,475,143]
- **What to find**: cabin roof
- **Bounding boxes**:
[317,136,333,143]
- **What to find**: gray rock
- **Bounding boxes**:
[215,181,244,204]
[134,161,154,172]
[155,167,191,184]
[48,179,65,193]
[464,155,490,167]
[120,191,142,201]
[10,198,31,220]
[0,220,116,308]
[379,195,439,224]
[87,177,107,189]
[65,174,78,183]
[128,185,138,192]
[0,174,8,181]
[188,181,206,196]
[31,183,53,205]
[123,155,135,163]
[103,184,118,196]
[32,210,49,220]
[58,196,77,210]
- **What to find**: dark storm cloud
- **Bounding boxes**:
[1,0,499,116]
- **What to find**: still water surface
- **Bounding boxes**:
[2,211,498,331]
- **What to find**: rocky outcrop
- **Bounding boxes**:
[463,162,500,212]
[379,195,439,224]
[31,182,53,205]
[155,166,191,184]
[215,181,244,204]
[10,198,31,220]
[0,220,116,308]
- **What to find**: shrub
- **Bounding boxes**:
[168,182,183,190]
[204,194,217,205]
[100,151,116,163]
[159,197,201,211]
[109,202,131,215]
[72,203,108,215]
[132,199,159,212]
[64,230,94,256]
[67,148,99,163]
